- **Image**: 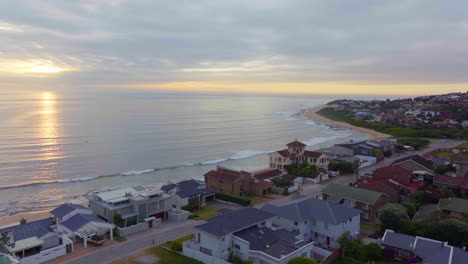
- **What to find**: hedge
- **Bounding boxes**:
[215,192,251,206]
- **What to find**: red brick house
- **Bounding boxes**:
[371,165,421,191]
[391,155,435,174]
[359,179,401,203]
[204,166,286,196]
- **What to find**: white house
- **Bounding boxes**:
[260,197,361,249]
[160,179,215,209]
[269,140,329,171]
[183,207,316,264]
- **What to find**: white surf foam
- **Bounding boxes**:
[121,169,155,176]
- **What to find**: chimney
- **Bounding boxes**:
[20,217,27,225]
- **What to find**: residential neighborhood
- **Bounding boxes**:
[1,138,467,264]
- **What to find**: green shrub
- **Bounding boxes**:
[282,188,290,196]
[272,178,292,187]
[397,138,430,150]
[287,256,317,264]
[188,214,199,219]
[285,163,318,178]
[379,203,410,232]
[215,192,251,206]
[182,202,201,212]
[329,160,355,174]
[166,240,183,252]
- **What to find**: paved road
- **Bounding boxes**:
[64,140,462,264]
[66,220,199,264]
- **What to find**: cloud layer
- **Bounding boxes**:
[1,0,468,93]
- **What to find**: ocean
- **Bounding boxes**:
[0,89,393,217]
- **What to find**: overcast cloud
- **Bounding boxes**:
[1,0,468,92]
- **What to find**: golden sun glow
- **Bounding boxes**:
[0,59,74,74]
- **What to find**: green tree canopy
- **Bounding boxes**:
[379,203,410,232]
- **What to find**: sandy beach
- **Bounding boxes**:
[304,105,391,140]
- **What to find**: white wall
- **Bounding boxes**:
[19,244,66,264]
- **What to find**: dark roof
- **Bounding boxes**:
[195,207,274,236]
[382,230,416,251]
[382,230,468,264]
[276,149,290,157]
[303,150,324,158]
[260,198,361,225]
[234,226,307,259]
[161,179,215,198]
[286,140,306,147]
[61,213,107,232]
[392,155,435,171]
[373,165,413,182]
[251,169,283,181]
[50,203,89,219]
[0,218,54,241]
[204,170,242,182]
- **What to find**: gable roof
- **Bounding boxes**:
[438,197,468,213]
[204,168,243,183]
[233,226,306,259]
[276,149,290,157]
[382,229,468,264]
[322,183,383,204]
[61,213,108,232]
[250,169,283,181]
[260,198,361,225]
[195,207,274,236]
[50,203,89,219]
[392,155,435,171]
[374,165,413,180]
[287,140,306,147]
[0,218,54,241]
[161,179,215,198]
[433,175,468,189]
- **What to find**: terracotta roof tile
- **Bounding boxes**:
[286,140,306,147]
[204,170,242,182]
[303,150,323,158]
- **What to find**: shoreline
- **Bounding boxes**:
[304,105,392,140]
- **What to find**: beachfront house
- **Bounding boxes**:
[160,179,216,208]
[51,203,114,248]
[182,207,316,264]
[0,218,73,264]
[260,197,361,249]
[269,140,329,171]
[88,185,173,226]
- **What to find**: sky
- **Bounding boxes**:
[1,0,468,95]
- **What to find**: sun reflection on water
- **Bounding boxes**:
[36,91,63,181]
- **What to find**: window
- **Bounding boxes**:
[294,221,298,226]
[363,203,369,210]
[324,223,329,230]
[234,244,240,250]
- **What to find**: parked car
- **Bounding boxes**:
[360,172,373,178]
[328,172,337,178]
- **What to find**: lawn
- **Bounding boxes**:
[190,207,221,220]
[360,222,380,233]
[455,141,468,149]
[150,234,201,264]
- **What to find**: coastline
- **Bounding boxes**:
[304,105,392,140]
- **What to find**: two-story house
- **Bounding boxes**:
[321,183,388,223]
[260,197,361,249]
[269,140,329,171]
[161,179,215,208]
[183,207,315,264]
[88,185,173,227]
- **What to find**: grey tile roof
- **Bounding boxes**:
[392,155,435,171]
[61,213,107,232]
[196,207,274,236]
[0,218,54,241]
[50,203,89,219]
[381,230,468,264]
[161,179,215,198]
[234,226,306,259]
[260,198,361,225]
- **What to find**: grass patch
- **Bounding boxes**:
[455,141,468,149]
[149,234,202,264]
[190,207,220,220]
[360,222,380,233]
[114,236,126,243]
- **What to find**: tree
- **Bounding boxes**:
[410,191,425,205]
[288,256,316,264]
[403,202,417,218]
[272,178,292,187]
[436,164,456,175]
[337,231,353,258]
[113,213,124,228]
[372,149,383,158]
[379,204,410,232]
[282,187,290,196]
[363,243,383,261]
[436,186,454,198]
